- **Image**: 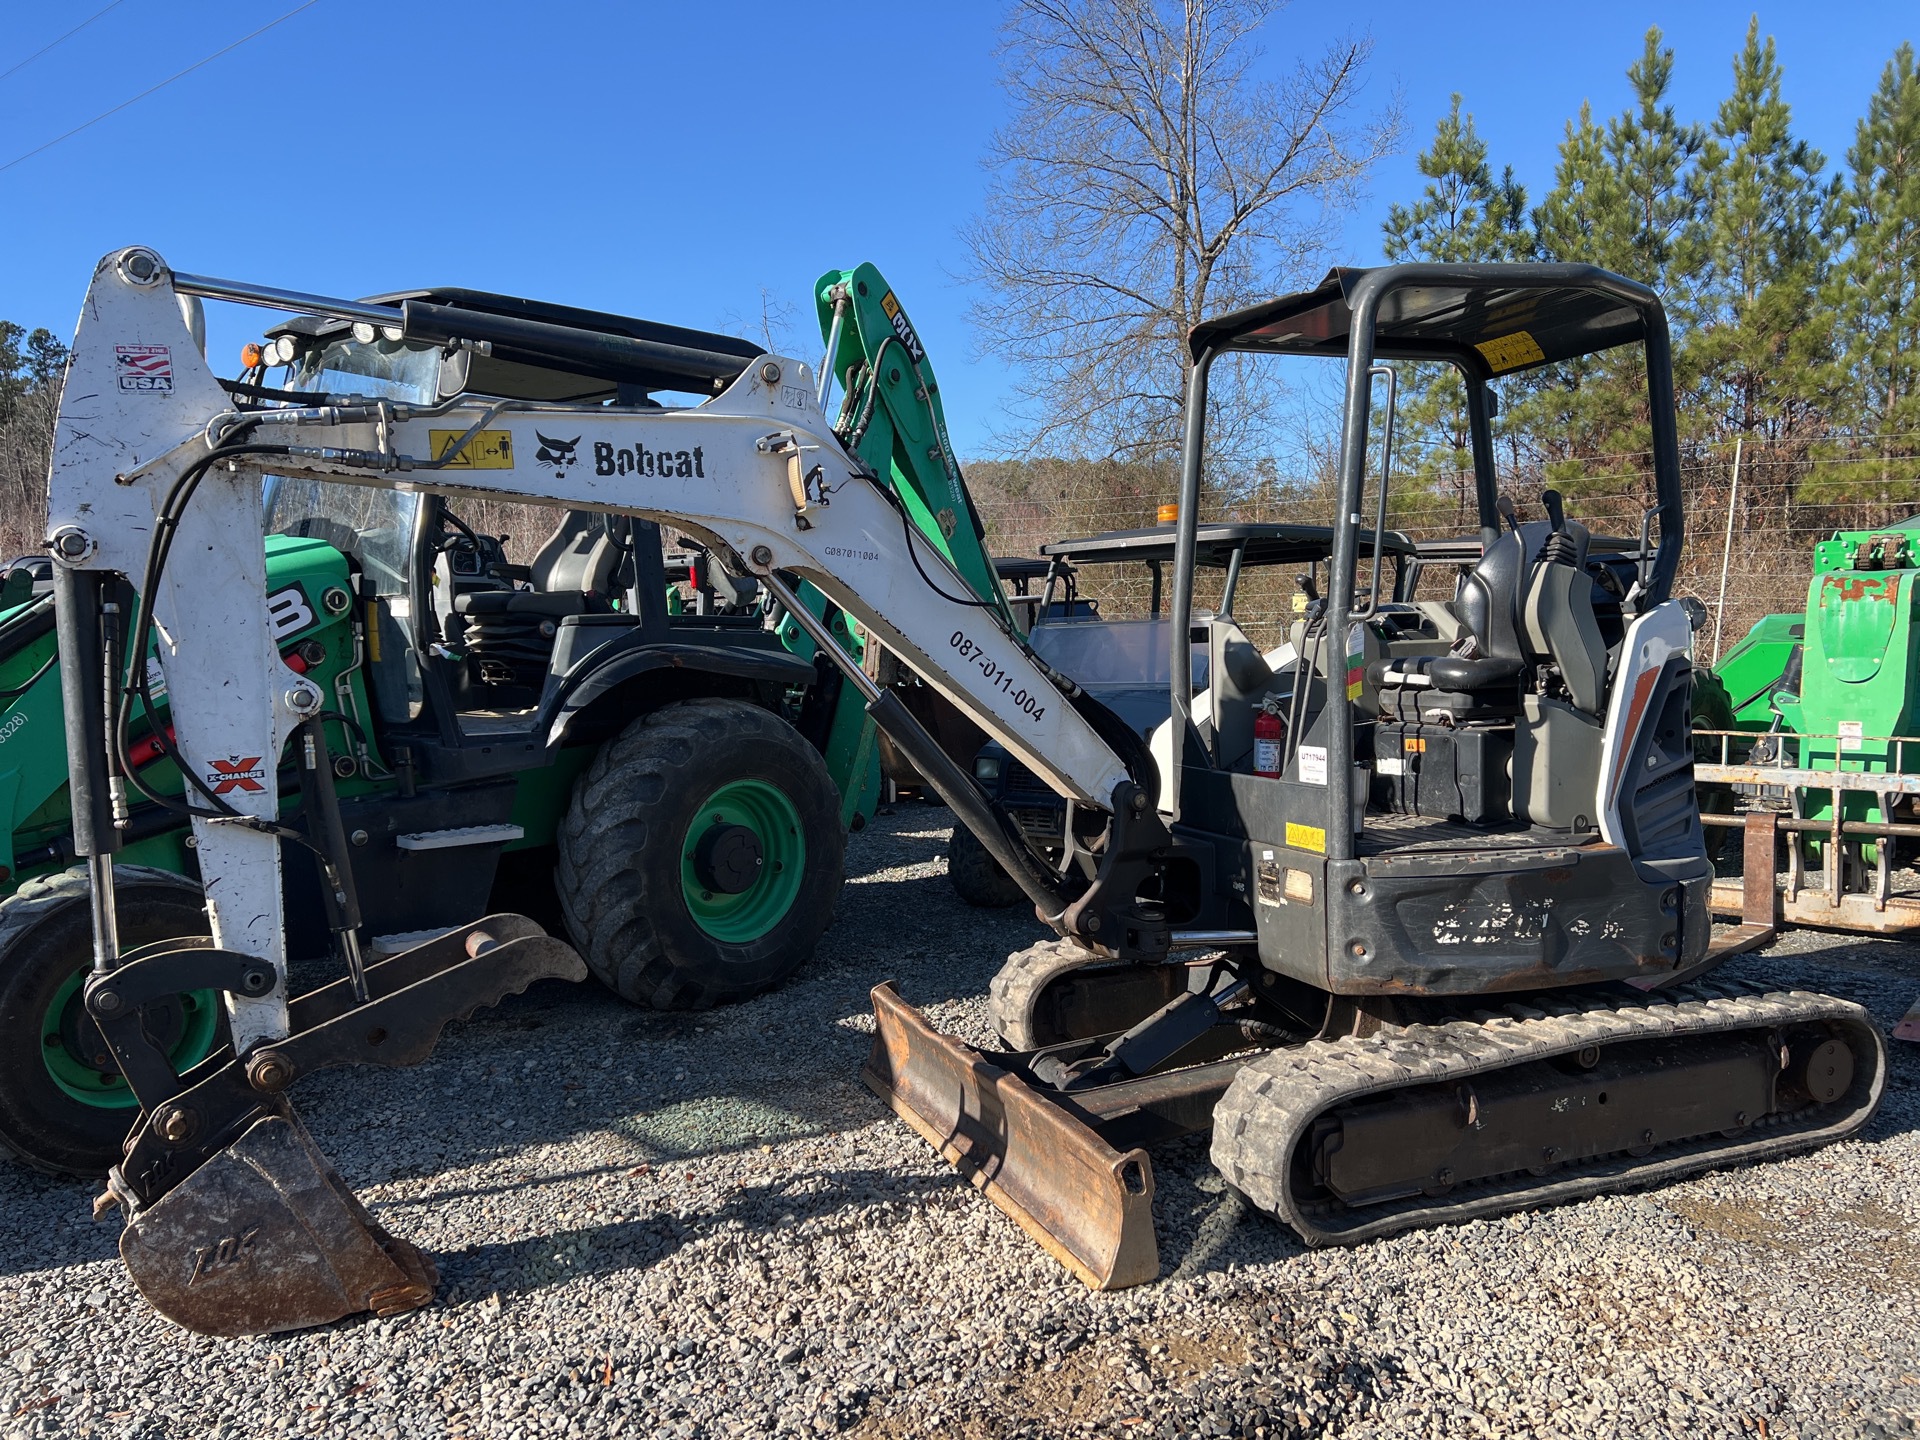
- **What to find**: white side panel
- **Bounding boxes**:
[1596,600,1694,849]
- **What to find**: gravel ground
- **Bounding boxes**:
[2,805,1918,1440]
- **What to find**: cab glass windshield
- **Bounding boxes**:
[262,336,443,593]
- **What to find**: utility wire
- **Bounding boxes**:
[0,0,128,86]
[0,0,321,177]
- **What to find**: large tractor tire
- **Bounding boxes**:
[945,822,1027,909]
[0,866,220,1177]
[555,698,846,1010]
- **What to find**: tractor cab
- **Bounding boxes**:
[255,293,824,787]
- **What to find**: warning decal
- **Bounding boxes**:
[1474,330,1546,374]
[1285,822,1326,854]
[430,429,515,468]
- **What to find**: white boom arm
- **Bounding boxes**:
[46,249,1133,1050]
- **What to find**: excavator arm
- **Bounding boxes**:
[43,248,1168,1335]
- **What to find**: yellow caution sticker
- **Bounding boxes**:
[1285,822,1326,854]
[1403,736,1427,753]
[429,429,515,468]
[1474,330,1546,374]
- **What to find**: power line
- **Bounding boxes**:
[0,1,127,86]
[0,0,321,178]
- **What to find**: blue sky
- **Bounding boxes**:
[0,2,1911,455]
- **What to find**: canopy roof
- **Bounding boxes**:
[1039,522,1414,569]
[1188,264,1659,378]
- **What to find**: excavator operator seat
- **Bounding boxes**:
[454,511,623,690]
[1453,521,1547,663]
[1204,615,1275,770]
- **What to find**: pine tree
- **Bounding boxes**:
[1816,42,1920,503]
[1524,29,1706,498]
[1383,95,1531,265]
[1688,18,1829,445]
[1381,96,1530,521]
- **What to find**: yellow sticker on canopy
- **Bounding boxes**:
[429,429,514,468]
[1474,330,1546,374]
[1285,822,1327,853]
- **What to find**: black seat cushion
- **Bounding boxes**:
[1425,656,1524,692]
[453,590,592,618]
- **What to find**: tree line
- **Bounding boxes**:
[1381,23,1918,509]
[0,324,67,560]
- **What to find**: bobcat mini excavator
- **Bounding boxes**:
[46,249,1882,1334]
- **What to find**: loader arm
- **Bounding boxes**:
[46,249,1165,1052]
[813,264,1020,636]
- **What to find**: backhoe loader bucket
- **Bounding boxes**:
[118,1109,437,1336]
[862,982,1161,1290]
[94,917,586,1335]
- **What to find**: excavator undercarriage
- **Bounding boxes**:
[868,971,1880,1285]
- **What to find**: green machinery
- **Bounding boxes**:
[0,261,1006,1176]
[1698,519,1920,1036]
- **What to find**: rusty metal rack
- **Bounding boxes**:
[1694,727,1920,937]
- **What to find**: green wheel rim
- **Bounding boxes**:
[40,969,220,1109]
[679,778,806,943]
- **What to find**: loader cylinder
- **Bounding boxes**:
[864,689,1069,919]
[51,564,123,973]
[51,565,120,862]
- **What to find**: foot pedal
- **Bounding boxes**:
[119,1111,437,1336]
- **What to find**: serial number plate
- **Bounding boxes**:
[949,630,1047,721]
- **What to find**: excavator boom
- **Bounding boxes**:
[43,247,1162,1334]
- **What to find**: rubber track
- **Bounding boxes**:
[988,937,1103,1049]
[1210,981,1887,1247]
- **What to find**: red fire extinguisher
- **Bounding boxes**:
[1254,698,1285,778]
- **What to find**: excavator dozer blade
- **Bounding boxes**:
[862,981,1159,1290]
[119,1108,437,1337]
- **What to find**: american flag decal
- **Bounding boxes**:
[116,345,173,392]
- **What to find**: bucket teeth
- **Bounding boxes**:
[118,1111,436,1337]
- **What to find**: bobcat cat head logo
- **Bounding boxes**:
[535,432,580,476]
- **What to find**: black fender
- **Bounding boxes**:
[539,628,817,749]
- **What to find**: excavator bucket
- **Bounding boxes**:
[95,917,585,1336]
[117,1110,437,1336]
[862,982,1160,1290]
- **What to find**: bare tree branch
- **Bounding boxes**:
[967,0,1400,469]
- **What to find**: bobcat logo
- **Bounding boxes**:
[535,432,581,477]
